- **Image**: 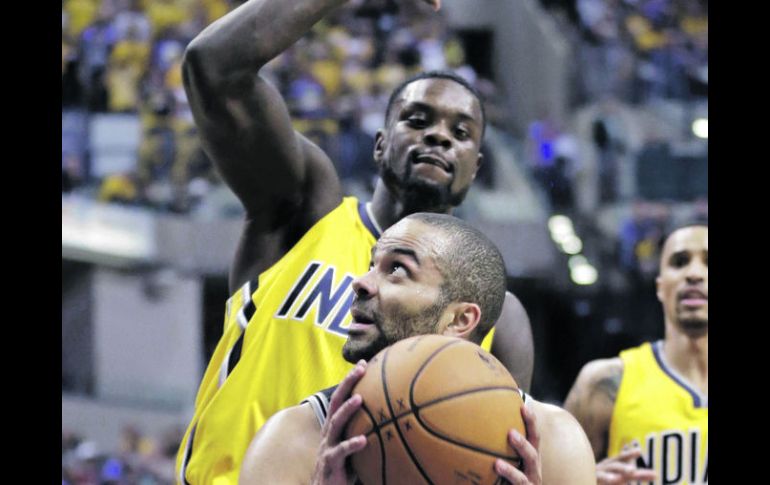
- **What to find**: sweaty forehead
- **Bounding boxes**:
[373,219,449,261]
[396,79,482,122]
[663,226,708,257]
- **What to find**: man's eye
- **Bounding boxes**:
[455,128,469,140]
[408,117,427,128]
[390,263,408,276]
[671,254,690,268]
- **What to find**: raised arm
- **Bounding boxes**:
[182,0,347,288]
[491,292,534,393]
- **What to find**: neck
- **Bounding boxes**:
[663,321,708,394]
[369,179,454,231]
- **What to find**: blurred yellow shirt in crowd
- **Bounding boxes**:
[64,0,98,38]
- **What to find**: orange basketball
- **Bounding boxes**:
[345,334,525,485]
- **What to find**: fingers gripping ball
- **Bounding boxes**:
[345,335,525,485]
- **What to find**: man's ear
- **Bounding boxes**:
[471,152,484,181]
[373,129,385,167]
[655,275,664,304]
[439,302,481,340]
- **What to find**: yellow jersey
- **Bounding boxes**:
[176,196,496,484]
[608,341,708,485]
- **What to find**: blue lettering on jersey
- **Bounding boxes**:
[276,262,355,337]
[327,290,355,337]
[276,261,322,317]
[294,267,353,323]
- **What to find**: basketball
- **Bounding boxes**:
[345,334,525,485]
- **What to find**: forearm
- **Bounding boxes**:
[185,0,348,81]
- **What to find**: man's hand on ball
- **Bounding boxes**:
[494,405,542,485]
[311,361,368,485]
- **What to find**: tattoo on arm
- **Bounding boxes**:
[565,361,623,460]
[593,371,622,404]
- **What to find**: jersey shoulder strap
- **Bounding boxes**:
[301,385,339,428]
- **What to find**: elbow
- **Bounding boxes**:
[182,39,210,85]
[181,40,228,106]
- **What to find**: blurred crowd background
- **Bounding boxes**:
[62,0,707,483]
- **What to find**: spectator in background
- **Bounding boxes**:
[145,0,188,39]
[329,107,378,198]
[618,199,670,342]
[692,197,708,224]
[63,33,84,108]
[105,25,150,112]
[113,0,151,43]
[79,3,119,112]
[64,0,99,40]
[61,0,504,216]
[62,153,85,193]
[444,35,478,85]
[526,110,568,207]
[170,122,215,212]
[98,172,140,205]
[137,91,177,209]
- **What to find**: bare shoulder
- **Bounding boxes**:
[240,404,320,485]
[491,291,534,392]
[497,292,529,328]
[569,357,624,401]
[529,399,597,485]
[533,400,591,447]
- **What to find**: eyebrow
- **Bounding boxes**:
[391,247,421,265]
[372,245,421,265]
[668,248,707,262]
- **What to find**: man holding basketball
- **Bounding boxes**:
[240,213,597,485]
[564,224,708,484]
[177,0,534,481]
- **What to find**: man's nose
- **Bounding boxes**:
[423,123,452,149]
[352,271,377,299]
[686,259,707,283]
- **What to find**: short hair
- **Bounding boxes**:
[406,212,506,343]
[658,222,709,253]
[385,70,487,139]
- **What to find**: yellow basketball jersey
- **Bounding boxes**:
[608,341,708,485]
[176,196,497,484]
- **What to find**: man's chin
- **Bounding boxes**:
[401,179,455,212]
[679,318,708,337]
[342,340,376,363]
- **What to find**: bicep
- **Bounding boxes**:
[563,360,621,459]
[490,292,534,393]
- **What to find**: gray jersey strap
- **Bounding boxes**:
[300,385,337,428]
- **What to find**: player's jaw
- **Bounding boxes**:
[342,307,387,363]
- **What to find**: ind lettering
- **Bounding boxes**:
[276,262,321,317]
[661,432,683,485]
[294,267,354,325]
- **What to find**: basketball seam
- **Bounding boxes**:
[359,402,387,485]
[362,386,520,434]
[381,342,434,485]
[409,341,522,463]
